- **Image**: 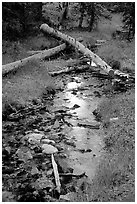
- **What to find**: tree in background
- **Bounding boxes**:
[2,2,42,40]
[58,2,69,29]
[87,2,111,31]
[77,2,111,31]
[109,2,135,40]
[122,2,135,40]
[78,3,87,28]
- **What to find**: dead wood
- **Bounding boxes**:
[2,43,66,76]
[40,24,132,80]
[27,50,43,55]
[59,172,86,178]
[51,154,61,194]
[40,24,115,77]
[49,65,92,76]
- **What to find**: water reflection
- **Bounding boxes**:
[53,75,104,181]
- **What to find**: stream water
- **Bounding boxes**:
[52,73,105,182]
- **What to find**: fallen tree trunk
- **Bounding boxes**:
[2,43,66,76]
[27,50,43,55]
[40,24,114,77]
[2,35,84,76]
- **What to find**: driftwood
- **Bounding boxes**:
[49,65,93,76]
[51,154,61,194]
[2,43,66,76]
[40,24,115,77]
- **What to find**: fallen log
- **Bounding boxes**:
[40,24,114,77]
[51,154,61,194]
[27,50,43,55]
[2,43,66,76]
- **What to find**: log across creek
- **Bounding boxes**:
[2,23,130,80]
[40,24,115,77]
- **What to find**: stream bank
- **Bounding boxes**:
[2,65,135,201]
[2,69,108,201]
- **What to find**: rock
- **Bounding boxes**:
[36,175,54,190]
[93,91,101,97]
[2,191,15,202]
[56,158,72,173]
[53,120,60,129]
[41,139,55,145]
[110,117,118,121]
[71,104,80,109]
[58,153,67,158]
[16,147,33,162]
[24,133,45,144]
[31,166,39,175]
[60,192,75,201]
[65,139,76,147]
[73,168,85,176]
[60,194,71,201]
[28,137,40,145]
[42,144,58,154]
[47,169,53,176]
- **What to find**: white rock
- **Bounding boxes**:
[25,133,44,144]
[60,193,75,201]
[41,139,55,145]
[42,144,58,154]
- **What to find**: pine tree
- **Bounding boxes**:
[122,2,135,40]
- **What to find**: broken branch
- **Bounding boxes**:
[49,65,91,76]
[51,154,61,194]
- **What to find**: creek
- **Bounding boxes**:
[52,72,105,182]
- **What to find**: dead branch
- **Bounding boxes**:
[49,65,92,76]
[51,154,61,194]
[59,172,86,178]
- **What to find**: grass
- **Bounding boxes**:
[90,89,135,202]
[2,59,55,108]
[2,32,61,109]
[73,89,135,202]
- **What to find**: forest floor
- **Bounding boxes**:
[2,14,135,202]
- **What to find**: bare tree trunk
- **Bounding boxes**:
[59,2,69,29]
[79,12,84,28]
[2,43,66,76]
[40,23,114,76]
[79,3,85,28]
[88,3,95,32]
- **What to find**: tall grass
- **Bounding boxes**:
[2,59,55,107]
